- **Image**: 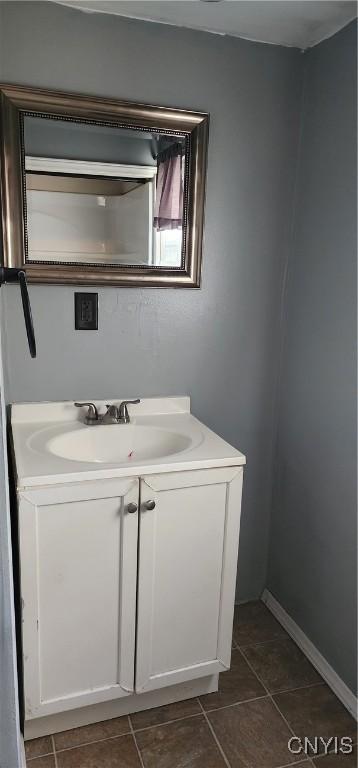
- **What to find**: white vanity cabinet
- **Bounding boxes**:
[19,477,139,718]
[136,467,243,692]
[18,466,243,721]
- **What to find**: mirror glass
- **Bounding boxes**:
[23,116,187,268]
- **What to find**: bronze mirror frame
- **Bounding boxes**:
[0,84,209,287]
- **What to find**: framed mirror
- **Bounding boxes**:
[0,85,209,287]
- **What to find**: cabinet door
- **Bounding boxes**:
[19,478,139,719]
[136,467,243,693]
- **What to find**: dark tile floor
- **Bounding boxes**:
[25,601,357,768]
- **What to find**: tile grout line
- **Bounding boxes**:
[239,644,315,767]
[132,710,203,733]
[51,735,58,768]
[48,730,133,754]
[238,636,292,649]
[283,682,324,695]
[196,697,232,768]
[276,761,313,768]
[269,682,325,696]
[203,692,270,713]
[129,715,146,768]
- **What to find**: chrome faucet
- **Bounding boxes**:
[103,400,140,424]
[102,404,120,424]
[75,400,140,425]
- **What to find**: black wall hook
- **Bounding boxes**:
[0,268,36,358]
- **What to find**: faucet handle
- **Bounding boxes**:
[74,402,99,424]
[118,399,140,423]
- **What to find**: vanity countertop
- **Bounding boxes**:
[11,397,246,489]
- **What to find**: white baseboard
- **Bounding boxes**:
[262,589,358,720]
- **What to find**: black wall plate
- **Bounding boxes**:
[74,293,98,330]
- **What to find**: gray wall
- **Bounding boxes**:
[267,21,357,693]
[0,2,302,601]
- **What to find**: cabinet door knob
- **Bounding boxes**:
[144,500,156,511]
[126,502,138,514]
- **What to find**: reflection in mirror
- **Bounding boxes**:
[23,117,186,268]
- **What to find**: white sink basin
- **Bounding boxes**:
[46,424,192,464]
[11,397,246,487]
